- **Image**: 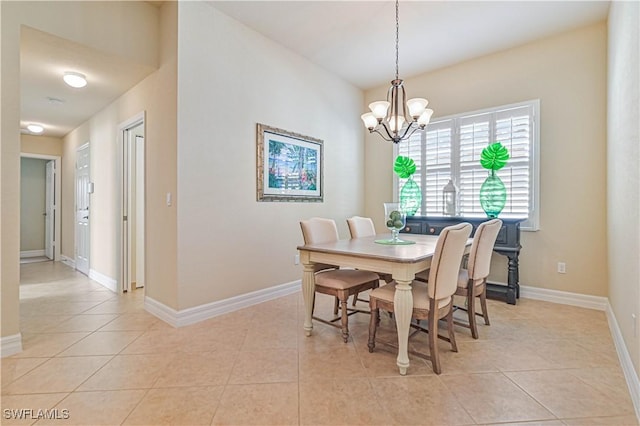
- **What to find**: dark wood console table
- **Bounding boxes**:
[401,216,523,305]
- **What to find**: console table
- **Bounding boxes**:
[401,216,523,305]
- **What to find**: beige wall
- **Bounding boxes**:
[1,0,161,340]
[20,158,47,251]
[62,2,177,307]
[175,3,365,309]
[21,134,63,157]
[1,1,22,339]
[365,22,608,297]
[608,1,640,373]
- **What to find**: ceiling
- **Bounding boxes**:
[20,1,609,139]
[20,27,156,138]
[210,1,610,89]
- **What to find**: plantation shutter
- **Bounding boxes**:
[424,120,453,216]
[458,112,492,216]
[493,105,533,218]
[393,100,537,229]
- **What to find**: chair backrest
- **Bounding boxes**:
[467,219,502,281]
[428,223,472,301]
[346,216,376,238]
[300,217,340,245]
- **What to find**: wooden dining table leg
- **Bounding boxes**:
[301,257,316,337]
[393,278,413,375]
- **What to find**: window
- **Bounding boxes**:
[395,100,539,230]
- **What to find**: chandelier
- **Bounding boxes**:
[361,0,433,144]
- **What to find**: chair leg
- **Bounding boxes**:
[368,307,379,352]
[352,292,359,307]
[479,288,490,326]
[340,297,349,343]
[333,297,339,316]
[446,305,458,353]
[428,308,441,374]
[467,289,479,339]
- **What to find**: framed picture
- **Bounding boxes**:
[257,123,323,202]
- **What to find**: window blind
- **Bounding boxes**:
[395,100,539,229]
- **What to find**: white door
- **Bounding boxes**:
[134,134,145,288]
[119,113,146,294]
[44,160,55,259]
[76,143,91,276]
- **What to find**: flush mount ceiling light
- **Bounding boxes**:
[63,71,87,88]
[27,124,44,134]
[361,0,433,144]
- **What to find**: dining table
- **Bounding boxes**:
[297,233,471,375]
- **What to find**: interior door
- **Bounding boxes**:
[76,143,90,276]
[134,134,145,288]
[44,160,54,259]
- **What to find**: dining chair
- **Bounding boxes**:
[454,218,502,339]
[367,222,472,374]
[300,217,380,343]
[346,216,393,303]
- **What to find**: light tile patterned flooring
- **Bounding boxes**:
[2,261,638,425]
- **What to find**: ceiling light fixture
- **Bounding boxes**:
[63,71,87,88]
[361,0,433,144]
[27,124,44,134]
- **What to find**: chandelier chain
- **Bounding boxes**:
[395,0,399,80]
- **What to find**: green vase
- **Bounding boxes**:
[400,177,421,216]
[479,171,506,218]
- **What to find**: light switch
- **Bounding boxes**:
[166,192,172,206]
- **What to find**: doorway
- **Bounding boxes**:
[119,113,146,293]
[20,153,61,263]
[75,143,91,276]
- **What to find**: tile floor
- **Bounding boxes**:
[2,261,638,425]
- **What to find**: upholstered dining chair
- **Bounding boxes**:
[454,218,502,339]
[346,216,393,296]
[300,217,380,343]
[367,222,472,374]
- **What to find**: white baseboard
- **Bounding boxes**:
[20,250,45,258]
[606,301,640,420]
[1,333,22,358]
[59,255,76,269]
[89,269,117,293]
[145,279,301,327]
[520,285,608,311]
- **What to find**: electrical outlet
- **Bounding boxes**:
[294,254,300,265]
[557,262,566,274]
[633,314,637,337]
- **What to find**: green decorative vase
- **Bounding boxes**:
[400,177,421,216]
[479,171,506,218]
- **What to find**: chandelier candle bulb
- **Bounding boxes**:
[407,98,428,118]
[361,113,378,130]
[418,109,434,126]
[369,101,391,119]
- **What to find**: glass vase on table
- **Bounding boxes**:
[375,203,414,245]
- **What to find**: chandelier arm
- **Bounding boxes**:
[399,124,419,141]
[401,80,410,122]
[378,122,398,143]
[372,127,394,143]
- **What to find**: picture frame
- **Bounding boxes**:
[256,123,324,202]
